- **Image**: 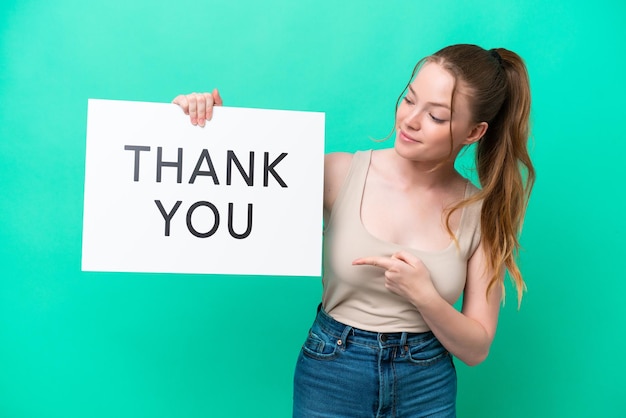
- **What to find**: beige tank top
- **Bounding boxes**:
[322,150,482,333]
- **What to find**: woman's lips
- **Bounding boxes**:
[399,129,420,143]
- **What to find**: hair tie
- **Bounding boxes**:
[489,48,503,66]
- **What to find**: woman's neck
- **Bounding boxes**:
[377,148,463,191]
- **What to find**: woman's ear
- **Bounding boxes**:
[464,121,488,145]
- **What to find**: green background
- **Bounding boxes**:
[1,1,624,417]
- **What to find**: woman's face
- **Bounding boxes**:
[394,62,481,164]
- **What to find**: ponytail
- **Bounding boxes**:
[477,49,534,305]
[432,45,535,306]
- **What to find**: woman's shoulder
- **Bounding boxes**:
[323,150,370,212]
[324,150,375,180]
[325,149,378,167]
[324,152,354,192]
[325,151,354,167]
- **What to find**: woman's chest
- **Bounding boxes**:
[360,185,462,252]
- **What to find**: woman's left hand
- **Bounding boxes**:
[352,251,438,308]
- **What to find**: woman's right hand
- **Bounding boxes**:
[172,89,223,127]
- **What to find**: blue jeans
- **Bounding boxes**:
[293,306,456,418]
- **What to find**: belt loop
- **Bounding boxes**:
[338,325,353,349]
[400,332,409,355]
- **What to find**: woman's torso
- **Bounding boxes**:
[322,150,482,333]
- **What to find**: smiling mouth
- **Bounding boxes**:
[399,130,420,143]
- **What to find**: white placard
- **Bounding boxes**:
[82,99,325,276]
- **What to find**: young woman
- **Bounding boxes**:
[173,43,535,417]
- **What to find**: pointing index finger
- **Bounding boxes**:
[352,256,394,269]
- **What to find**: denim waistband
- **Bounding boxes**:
[315,304,433,348]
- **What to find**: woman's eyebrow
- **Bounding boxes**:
[408,86,451,109]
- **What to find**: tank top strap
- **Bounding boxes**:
[455,182,483,258]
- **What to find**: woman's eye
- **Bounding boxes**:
[429,114,446,123]
[403,97,414,105]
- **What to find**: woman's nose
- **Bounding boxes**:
[403,110,421,130]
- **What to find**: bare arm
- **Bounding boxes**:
[353,243,502,366]
[415,244,502,365]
